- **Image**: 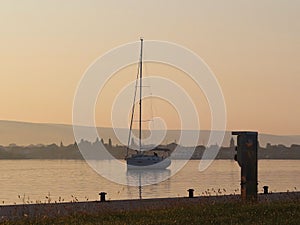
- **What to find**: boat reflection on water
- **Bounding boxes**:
[126,169,171,199]
[126,169,171,186]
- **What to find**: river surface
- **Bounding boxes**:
[0,160,299,205]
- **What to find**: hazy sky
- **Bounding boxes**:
[0,0,299,135]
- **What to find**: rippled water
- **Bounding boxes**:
[0,160,299,205]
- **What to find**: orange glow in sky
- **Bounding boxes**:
[0,0,299,135]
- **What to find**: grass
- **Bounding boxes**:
[1,199,299,225]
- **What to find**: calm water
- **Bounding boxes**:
[0,160,299,205]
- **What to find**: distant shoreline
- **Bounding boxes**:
[1,120,300,147]
[1,143,300,160]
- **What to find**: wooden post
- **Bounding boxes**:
[232,131,258,201]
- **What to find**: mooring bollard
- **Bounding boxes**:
[263,186,269,194]
[187,189,194,198]
[99,192,107,202]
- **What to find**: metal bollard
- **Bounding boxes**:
[263,186,269,194]
[187,189,194,198]
[99,192,107,202]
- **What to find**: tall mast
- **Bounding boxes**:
[139,38,143,152]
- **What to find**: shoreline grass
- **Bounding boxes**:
[1,199,299,225]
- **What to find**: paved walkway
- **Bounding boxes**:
[0,192,299,221]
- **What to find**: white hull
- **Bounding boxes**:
[126,154,171,169]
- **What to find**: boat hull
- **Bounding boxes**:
[126,155,171,169]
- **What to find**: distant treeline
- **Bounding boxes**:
[0,139,300,160]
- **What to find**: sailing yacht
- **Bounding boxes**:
[126,39,171,169]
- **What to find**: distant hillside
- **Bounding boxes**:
[0,120,300,147]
